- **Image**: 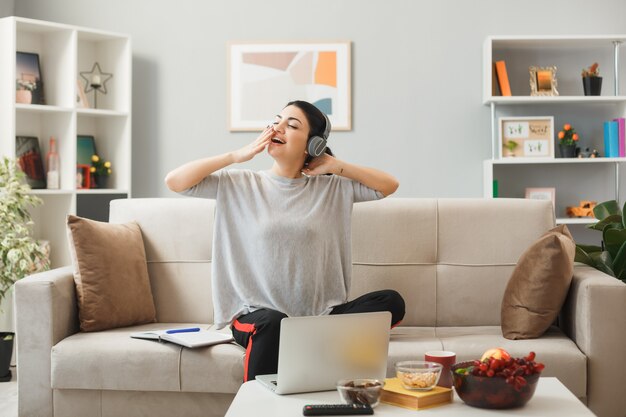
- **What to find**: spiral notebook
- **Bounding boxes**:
[130,327,234,348]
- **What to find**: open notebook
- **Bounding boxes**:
[130,327,234,348]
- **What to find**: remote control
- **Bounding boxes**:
[302,403,373,416]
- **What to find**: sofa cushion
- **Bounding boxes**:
[501,225,575,339]
[66,215,156,332]
[51,323,244,393]
[436,325,587,398]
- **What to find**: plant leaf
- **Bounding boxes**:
[603,228,626,258]
[593,200,620,221]
[589,251,616,277]
[612,242,626,279]
[575,245,595,266]
[587,214,623,231]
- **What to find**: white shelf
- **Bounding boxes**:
[76,188,128,194]
[483,35,626,231]
[0,17,132,269]
[484,96,626,105]
[556,218,597,225]
[491,157,626,165]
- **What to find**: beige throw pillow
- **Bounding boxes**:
[501,225,575,340]
[66,215,156,332]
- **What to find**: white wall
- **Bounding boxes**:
[0,0,14,17]
[13,0,626,200]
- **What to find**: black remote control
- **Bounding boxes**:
[302,403,373,416]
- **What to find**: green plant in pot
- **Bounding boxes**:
[0,157,50,381]
[575,200,626,282]
[504,140,518,157]
[581,62,602,96]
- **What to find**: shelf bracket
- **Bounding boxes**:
[614,40,622,96]
[616,162,620,206]
[490,102,496,160]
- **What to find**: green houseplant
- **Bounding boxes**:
[0,157,49,380]
[575,199,626,282]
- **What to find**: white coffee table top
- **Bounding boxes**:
[225,378,594,416]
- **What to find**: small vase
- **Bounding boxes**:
[15,89,32,104]
[559,144,578,158]
[93,175,109,189]
[582,76,602,96]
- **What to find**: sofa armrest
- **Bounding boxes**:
[15,266,78,417]
[560,264,626,417]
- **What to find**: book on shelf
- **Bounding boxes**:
[380,378,453,410]
[494,61,512,96]
[614,117,625,157]
[604,120,620,158]
[492,63,501,96]
[130,327,234,348]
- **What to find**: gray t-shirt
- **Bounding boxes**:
[180,169,383,328]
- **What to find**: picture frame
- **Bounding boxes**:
[76,164,91,189]
[15,136,46,189]
[228,41,351,131]
[499,116,554,159]
[529,66,559,96]
[525,187,556,209]
[16,51,45,105]
[76,79,90,108]
[77,135,96,166]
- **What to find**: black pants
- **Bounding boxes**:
[231,290,405,382]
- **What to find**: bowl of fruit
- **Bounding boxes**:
[451,348,544,409]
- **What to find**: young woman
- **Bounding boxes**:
[165,100,405,382]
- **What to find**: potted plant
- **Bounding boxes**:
[557,123,579,158]
[0,157,50,381]
[89,154,112,189]
[575,199,626,282]
[504,140,519,157]
[582,62,602,96]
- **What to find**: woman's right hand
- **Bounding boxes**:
[231,125,274,163]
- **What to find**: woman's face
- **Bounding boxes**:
[267,105,310,161]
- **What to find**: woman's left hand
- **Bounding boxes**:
[302,153,339,176]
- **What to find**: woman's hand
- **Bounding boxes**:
[302,153,339,176]
[231,126,273,163]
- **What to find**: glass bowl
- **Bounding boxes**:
[336,378,384,408]
[451,361,540,409]
[395,361,442,390]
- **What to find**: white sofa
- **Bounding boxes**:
[15,198,626,417]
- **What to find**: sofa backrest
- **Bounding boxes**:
[110,198,554,327]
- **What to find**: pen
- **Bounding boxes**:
[165,327,201,334]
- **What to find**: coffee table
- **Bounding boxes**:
[225,378,594,416]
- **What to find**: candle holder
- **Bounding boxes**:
[79,62,112,109]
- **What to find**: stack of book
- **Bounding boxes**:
[380,378,453,410]
[604,118,626,158]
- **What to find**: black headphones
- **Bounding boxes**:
[306,113,331,158]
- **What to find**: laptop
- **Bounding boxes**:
[256,311,391,395]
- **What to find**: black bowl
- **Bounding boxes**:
[451,361,540,409]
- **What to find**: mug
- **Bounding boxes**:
[425,350,456,388]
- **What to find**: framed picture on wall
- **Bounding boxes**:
[525,187,556,209]
[228,41,351,131]
[16,51,45,105]
[499,116,554,160]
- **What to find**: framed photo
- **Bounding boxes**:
[529,66,558,96]
[525,187,556,209]
[15,136,46,189]
[76,79,90,108]
[499,116,554,159]
[228,41,351,131]
[16,52,45,105]
[76,164,91,189]
[77,135,96,166]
